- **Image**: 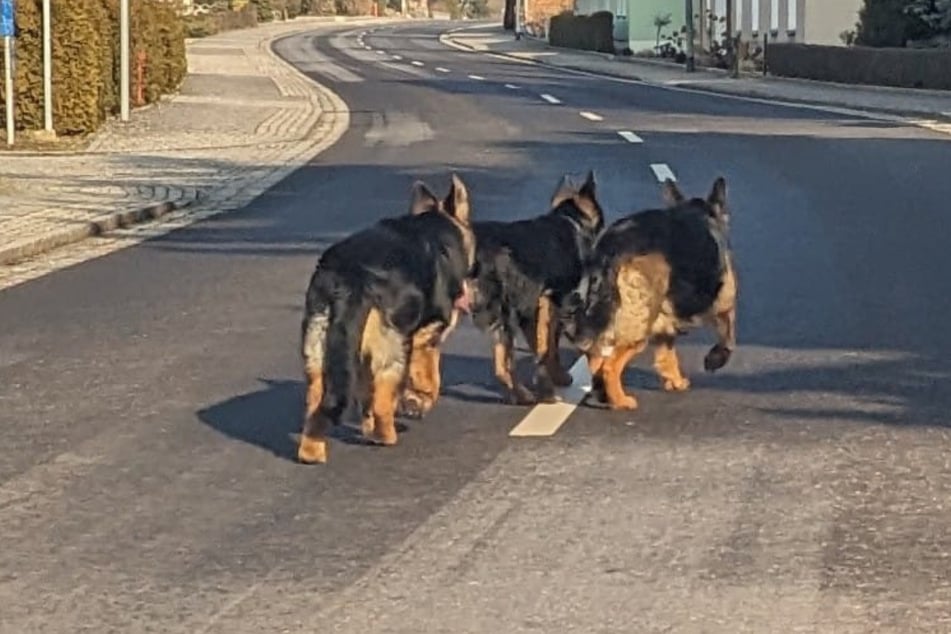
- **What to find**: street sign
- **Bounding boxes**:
[0,0,15,38]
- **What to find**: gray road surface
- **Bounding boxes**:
[2,20,951,633]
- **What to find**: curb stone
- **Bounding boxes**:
[0,20,362,271]
[0,200,183,266]
[443,31,951,124]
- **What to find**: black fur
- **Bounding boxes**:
[469,171,605,401]
[564,184,732,351]
[302,184,472,430]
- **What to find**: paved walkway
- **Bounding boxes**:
[445,25,951,123]
[0,16,382,272]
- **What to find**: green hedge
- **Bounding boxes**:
[0,0,187,136]
[767,42,951,91]
[184,4,257,39]
[549,10,614,54]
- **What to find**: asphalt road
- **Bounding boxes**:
[2,19,951,633]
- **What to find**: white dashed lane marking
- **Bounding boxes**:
[617,130,644,143]
[504,83,519,89]
[435,66,450,73]
[392,54,403,60]
[508,357,593,437]
[468,74,485,80]
[579,111,603,121]
[411,60,424,66]
[540,93,562,104]
[650,163,677,182]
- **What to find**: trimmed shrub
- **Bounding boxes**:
[767,42,951,91]
[0,0,43,131]
[1,0,188,136]
[549,10,614,54]
[51,0,105,134]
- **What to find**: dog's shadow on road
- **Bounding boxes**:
[196,378,416,463]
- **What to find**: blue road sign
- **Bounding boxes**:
[0,0,15,38]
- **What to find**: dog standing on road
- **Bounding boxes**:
[464,170,606,405]
[561,176,738,410]
[297,174,477,464]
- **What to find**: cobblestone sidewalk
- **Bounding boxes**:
[444,25,951,125]
[0,16,381,269]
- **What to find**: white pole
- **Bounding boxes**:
[514,0,522,38]
[120,0,129,122]
[3,35,12,146]
[42,0,52,133]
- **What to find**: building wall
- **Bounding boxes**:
[732,0,862,46]
[623,0,683,53]
[609,0,862,51]
[800,0,861,46]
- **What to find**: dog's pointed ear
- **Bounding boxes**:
[409,180,440,215]
[707,176,728,220]
[444,172,471,224]
[578,170,597,199]
[550,173,576,209]
[575,170,603,227]
[661,178,685,207]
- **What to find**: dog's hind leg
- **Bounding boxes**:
[361,308,407,446]
[538,295,573,388]
[652,335,691,392]
[298,309,330,464]
[493,326,536,405]
[399,322,444,419]
[601,341,646,410]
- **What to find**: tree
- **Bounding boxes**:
[905,0,951,36]
[653,12,672,47]
[856,0,929,46]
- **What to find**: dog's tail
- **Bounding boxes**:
[562,256,619,351]
[302,267,373,426]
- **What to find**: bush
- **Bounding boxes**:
[549,10,614,54]
[767,42,951,90]
[50,0,105,134]
[856,0,929,47]
[184,3,258,37]
[0,0,188,136]
[0,0,43,131]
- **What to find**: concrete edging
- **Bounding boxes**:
[1,19,362,268]
[441,29,951,124]
[0,201,182,266]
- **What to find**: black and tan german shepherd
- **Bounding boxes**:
[465,170,605,405]
[561,176,738,410]
[296,174,476,464]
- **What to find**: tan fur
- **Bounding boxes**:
[653,336,690,392]
[536,294,572,387]
[709,257,738,349]
[401,322,446,418]
[589,254,671,409]
[297,368,327,464]
[360,307,407,445]
[492,341,536,405]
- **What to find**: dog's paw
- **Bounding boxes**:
[297,435,328,464]
[507,385,538,406]
[551,368,573,387]
[704,344,732,372]
[398,392,432,419]
[662,375,691,392]
[608,394,638,411]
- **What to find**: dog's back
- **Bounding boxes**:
[467,171,605,404]
[469,172,605,331]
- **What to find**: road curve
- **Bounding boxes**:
[1,19,951,633]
